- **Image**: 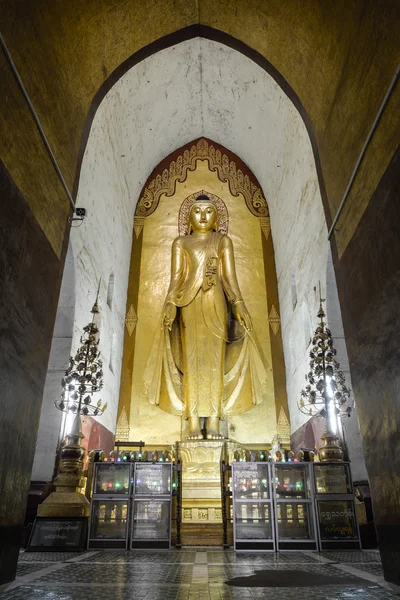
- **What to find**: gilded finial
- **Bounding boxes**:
[91,278,102,314]
[317,281,325,321]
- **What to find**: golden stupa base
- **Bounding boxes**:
[37,491,90,518]
[319,431,344,462]
[38,414,90,518]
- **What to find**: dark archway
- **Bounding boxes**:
[44,29,400,583]
[1,11,399,588]
[68,29,400,586]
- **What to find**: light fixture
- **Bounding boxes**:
[298,286,353,461]
[55,282,107,425]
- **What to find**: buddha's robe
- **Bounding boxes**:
[144,231,268,418]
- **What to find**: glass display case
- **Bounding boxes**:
[274,463,311,499]
[234,502,272,540]
[93,463,132,495]
[232,462,274,550]
[89,499,129,544]
[132,500,171,541]
[313,463,352,495]
[275,502,315,544]
[88,463,133,548]
[134,463,171,497]
[131,463,172,548]
[232,462,270,500]
[273,463,317,550]
[312,462,360,550]
[317,500,358,541]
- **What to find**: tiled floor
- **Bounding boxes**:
[0,549,397,599]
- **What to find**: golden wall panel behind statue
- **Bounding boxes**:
[129,160,277,445]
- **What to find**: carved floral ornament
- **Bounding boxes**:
[268,305,281,336]
[125,305,138,336]
[135,138,269,220]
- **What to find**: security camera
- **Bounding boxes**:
[68,207,86,224]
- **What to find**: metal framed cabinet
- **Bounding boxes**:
[232,462,275,551]
[88,462,132,548]
[273,462,318,550]
[130,462,172,549]
[313,462,361,550]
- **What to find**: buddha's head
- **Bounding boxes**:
[189,195,218,233]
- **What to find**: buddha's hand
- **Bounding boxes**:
[234,301,253,331]
[163,303,177,331]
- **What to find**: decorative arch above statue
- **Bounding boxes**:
[119,137,288,446]
[135,138,269,219]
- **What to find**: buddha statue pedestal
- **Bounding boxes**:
[178,439,224,545]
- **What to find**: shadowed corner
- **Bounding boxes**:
[225,568,368,587]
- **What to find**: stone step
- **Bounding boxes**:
[180,522,233,546]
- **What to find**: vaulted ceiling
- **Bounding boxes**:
[1,0,399,260]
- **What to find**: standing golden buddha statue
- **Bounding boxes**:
[145,194,268,439]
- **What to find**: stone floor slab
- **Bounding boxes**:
[0,549,396,600]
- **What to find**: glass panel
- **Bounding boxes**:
[276,502,314,539]
[132,500,170,540]
[314,464,351,494]
[233,463,269,499]
[90,500,128,539]
[275,465,310,499]
[134,464,171,496]
[317,500,358,540]
[94,464,131,495]
[235,502,272,540]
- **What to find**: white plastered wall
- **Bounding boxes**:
[31,243,75,480]
[69,41,203,435]
[34,38,366,477]
[198,42,329,435]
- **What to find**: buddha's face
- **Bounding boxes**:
[189,203,217,233]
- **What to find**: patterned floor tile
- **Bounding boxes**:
[321,551,381,563]
[32,562,194,584]
[0,584,397,600]
[81,550,196,564]
[207,552,277,565]
[15,563,54,577]
[0,549,395,600]
[18,551,88,562]
[350,563,385,576]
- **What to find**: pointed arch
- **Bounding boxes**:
[73,26,329,225]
